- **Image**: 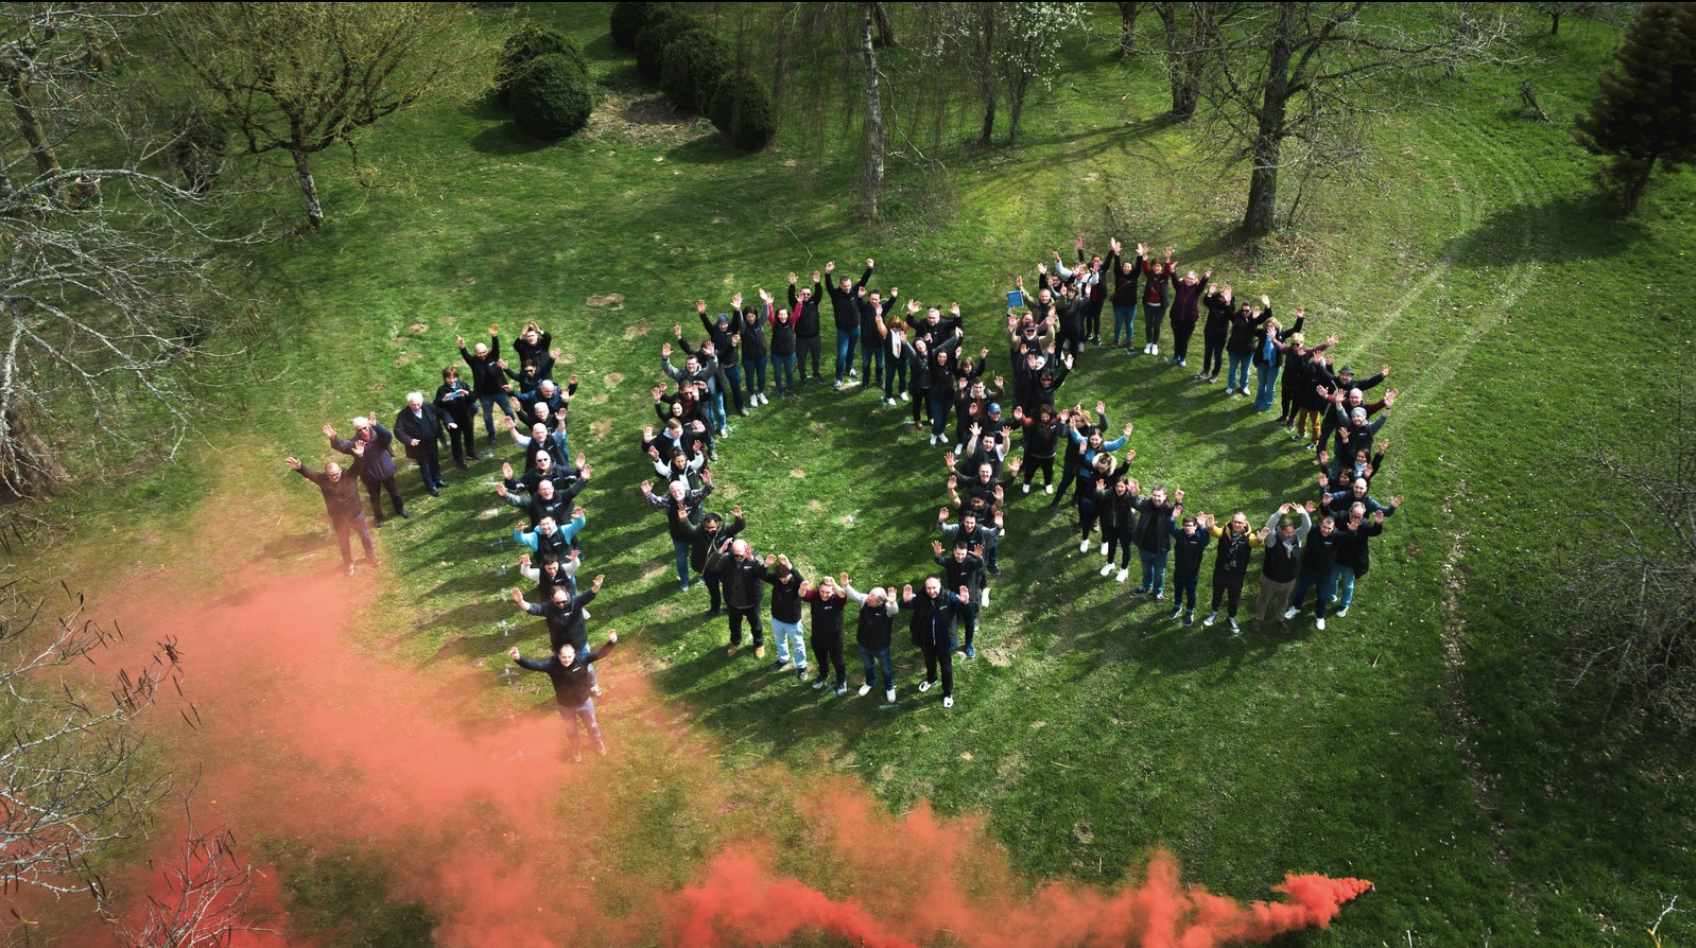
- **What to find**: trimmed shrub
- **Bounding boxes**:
[495,23,586,105]
[611,1,668,51]
[709,68,776,151]
[509,53,595,140]
[659,29,731,114]
[634,10,698,82]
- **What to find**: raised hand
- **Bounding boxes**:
[812,270,821,283]
[662,343,672,360]
[938,507,950,523]
[285,457,302,470]
[509,587,525,605]
[502,462,514,479]
[1123,422,1133,437]
[696,300,707,314]
[640,479,653,495]
[456,334,466,348]
[788,272,797,285]
[496,483,508,497]
[508,646,522,661]
[825,261,835,273]
[731,505,743,518]
[518,553,531,568]
[351,441,365,456]
[322,424,336,438]
[489,324,500,336]
[932,540,944,556]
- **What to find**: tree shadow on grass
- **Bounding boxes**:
[1448,190,1652,267]
[468,122,559,157]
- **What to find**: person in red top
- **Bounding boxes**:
[1139,244,1174,356]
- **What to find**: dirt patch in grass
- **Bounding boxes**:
[389,336,407,347]
[586,89,702,147]
[621,322,650,341]
[789,469,805,478]
[589,418,613,440]
[603,372,625,388]
[437,315,457,326]
[407,323,430,335]
[589,293,627,311]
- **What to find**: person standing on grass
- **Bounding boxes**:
[1013,404,1065,495]
[1167,512,1212,625]
[932,539,987,659]
[512,513,583,564]
[458,325,514,444]
[1099,475,1139,584]
[873,312,911,406]
[1201,511,1266,635]
[691,508,745,618]
[691,299,747,417]
[760,554,808,682]
[509,576,604,656]
[788,270,825,385]
[768,300,799,398]
[743,292,772,406]
[1076,237,1107,346]
[939,507,1002,586]
[518,550,580,601]
[326,418,408,527]
[1223,295,1273,397]
[847,581,899,704]
[1332,504,1390,619]
[1139,245,1174,356]
[1130,485,1181,601]
[1167,267,1209,368]
[1105,238,1141,349]
[641,472,714,592]
[1254,503,1310,633]
[511,321,555,380]
[799,573,851,695]
[1276,335,1336,432]
[435,366,481,466]
[825,259,873,389]
[1284,509,1344,631]
[723,539,766,659]
[1251,309,1306,413]
[285,443,377,576]
[1198,282,1233,383]
[900,576,973,709]
[393,391,453,497]
[1051,404,1105,512]
[856,283,896,392]
[497,477,570,530]
[1076,452,1129,556]
[508,629,616,763]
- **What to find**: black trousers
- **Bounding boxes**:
[363,476,405,521]
[1022,454,1055,487]
[1051,458,1081,507]
[921,643,955,696]
[1201,333,1227,377]
[1143,303,1168,344]
[1083,300,1104,341]
[1210,571,1246,617]
[729,605,764,647]
[797,335,822,379]
[412,445,442,489]
[1171,320,1196,361]
[811,633,845,686]
[704,570,725,611]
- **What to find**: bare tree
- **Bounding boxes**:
[1192,2,1512,237]
[1151,1,1215,119]
[114,793,270,948]
[163,2,479,230]
[860,1,885,220]
[0,571,182,909]
[1117,1,1141,56]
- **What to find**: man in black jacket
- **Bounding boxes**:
[326,418,408,527]
[847,581,900,704]
[393,392,452,497]
[722,539,765,659]
[932,540,987,658]
[899,576,973,708]
[458,325,515,444]
[1130,486,1181,601]
[825,259,872,390]
[1201,511,1267,635]
[509,629,616,762]
[760,554,807,680]
[788,271,824,384]
[1284,509,1345,631]
[800,573,850,694]
[285,444,377,575]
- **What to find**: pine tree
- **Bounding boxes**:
[1573,2,1696,215]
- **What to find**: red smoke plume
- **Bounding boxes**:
[60,567,1368,948]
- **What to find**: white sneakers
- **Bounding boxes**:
[884,688,896,702]
[901,392,910,402]
[1335,605,1350,617]
[918,681,932,693]
[1099,562,1114,577]
[1203,611,1218,627]
[1099,541,1109,556]
[1079,538,1091,553]
[1045,484,1054,494]
[953,443,964,456]
[943,696,954,709]
[1023,483,1032,494]
[1115,568,1129,583]
[1284,606,1300,620]
[1316,617,1327,631]
[858,683,873,696]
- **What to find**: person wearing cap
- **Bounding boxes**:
[1167,267,1210,367]
[1328,402,1393,478]
[695,298,749,417]
[846,581,899,704]
[787,270,825,385]
[1166,512,1212,625]
[824,259,873,390]
[1200,511,1267,634]
[1139,244,1174,356]
[284,444,377,575]
[457,325,515,445]
[1104,238,1141,350]
[325,416,408,527]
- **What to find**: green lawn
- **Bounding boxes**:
[16,4,1696,946]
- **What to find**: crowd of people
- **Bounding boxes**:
[284,237,1406,752]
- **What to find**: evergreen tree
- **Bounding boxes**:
[1574,2,1696,215]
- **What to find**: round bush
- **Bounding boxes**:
[659,29,731,114]
[709,69,776,151]
[611,1,668,51]
[634,11,699,82]
[509,53,595,140]
[496,23,586,105]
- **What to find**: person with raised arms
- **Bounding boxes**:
[899,576,974,709]
[846,580,900,705]
[508,628,617,763]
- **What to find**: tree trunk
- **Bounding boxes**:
[1007,74,1028,146]
[83,27,112,72]
[978,3,998,144]
[1118,2,1140,57]
[1241,2,1296,236]
[2,66,61,180]
[1550,12,1561,34]
[859,4,883,221]
[0,405,67,500]
[1622,157,1654,216]
[291,148,324,229]
[872,1,896,48]
[1154,1,1202,119]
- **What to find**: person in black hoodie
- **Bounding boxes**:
[743,292,772,406]
[693,299,747,417]
[825,259,873,389]
[938,507,1001,585]
[1200,511,1267,635]
[932,539,987,659]
[285,445,376,575]
[511,321,555,380]
[1223,296,1273,396]
[766,301,799,398]
[760,554,808,680]
[787,271,824,385]
[1284,509,1344,631]
[508,630,616,762]
[1050,404,1105,511]
[799,573,851,694]
[1130,486,1181,601]
[689,507,745,618]
[722,539,766,658]
[1198,283,1233,383]
[1099,476,1139,583]
[900,576,973,708]
[458,325,515,444]
[847,581,900,704]
[856,284,896,393]
[1013,404,1065,495]
[1166,513,1212,625]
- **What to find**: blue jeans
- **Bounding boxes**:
[771,353,796,395]
[722,363,743,411]
[929,398,951,438]
[835,327,860,381]
[742,356,766,396]
[1289,567,1338,619]
[1226,352,1252,392]
[1333,565,1358,612]
[773,618,807,667]
[1138,549,1169,594]
[1173,572,1199,611]
[709,392,727,431]
[554,699,600,752]
[1112,303,1137,344]
[672,538,691,588]
[860,342,883,386]
[860,645,893,690]
[1253,363,1280,411]
[478,393,516,439]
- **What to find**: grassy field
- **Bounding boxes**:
[14,3,1696,945]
